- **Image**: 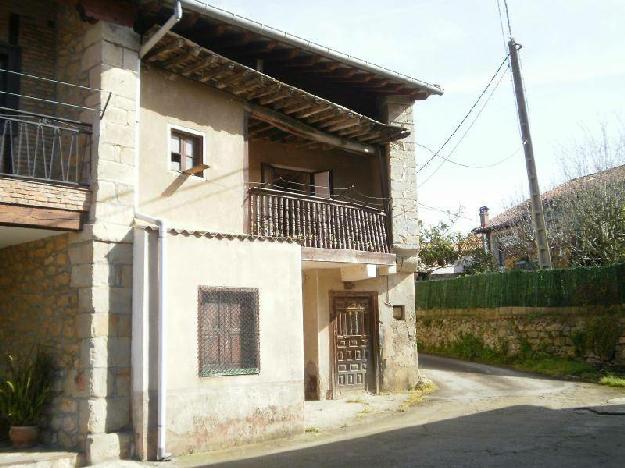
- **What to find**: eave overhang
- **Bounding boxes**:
[138,0,443,100]
[143,28,410,154]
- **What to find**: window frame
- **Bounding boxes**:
[261,163,333,197]
[167,124,205,178]
[197,286,261,377]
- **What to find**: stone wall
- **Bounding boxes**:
[0,176,91,212]
[379,96,419,255]
[64,7,139,462]
[0,233,82,448]
[0,0,58,116]
[416,306,625,365]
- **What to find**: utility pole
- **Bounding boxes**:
[508,38,552,269]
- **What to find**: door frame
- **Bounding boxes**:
[328,290,379,400]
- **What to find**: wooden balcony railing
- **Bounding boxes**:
[249,187,390,253]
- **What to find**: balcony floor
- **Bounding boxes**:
[301,247,395,269]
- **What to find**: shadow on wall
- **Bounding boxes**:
[207,404,625,467]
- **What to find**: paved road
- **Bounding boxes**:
[178,355,625,468]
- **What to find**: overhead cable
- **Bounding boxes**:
[416,54,510,174]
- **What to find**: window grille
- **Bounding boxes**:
[197,287,260,376]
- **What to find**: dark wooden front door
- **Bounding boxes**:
[332,295,374,396]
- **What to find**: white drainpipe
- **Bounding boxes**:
[134,1,182,461]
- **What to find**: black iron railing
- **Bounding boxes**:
[249,187,390,252]
[0,111,91,185]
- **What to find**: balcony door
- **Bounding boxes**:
[261,163,332,198]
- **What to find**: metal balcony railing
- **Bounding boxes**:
[0,111,91,185]
[249,187,390,253]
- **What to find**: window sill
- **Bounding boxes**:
[199,368,260,377]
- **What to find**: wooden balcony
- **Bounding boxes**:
[0,111,91,231]
[248,187,390,253]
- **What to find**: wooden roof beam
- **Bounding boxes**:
[293,104,332,119]
[325,120,362,133]
[235,79,263,96]
[244,102,379,156]
[258,91,292,105]
[281,101,314,115]
[236,41,281,57]
[281,55,323,68]
[305,111,341,125]
[181,56,219,77]
[218,32,256,49]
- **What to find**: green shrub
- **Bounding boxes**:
[0,350,54,426]
[586,316,622,361]
[571,331,587,358]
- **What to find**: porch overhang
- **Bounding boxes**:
[142,28,409,155]
[301,247,395,269]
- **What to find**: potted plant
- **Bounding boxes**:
[0,350,54,448]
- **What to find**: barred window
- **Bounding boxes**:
[197,287,260,376]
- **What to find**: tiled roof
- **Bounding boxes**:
[139,224,301,244]
[476,164,625,233]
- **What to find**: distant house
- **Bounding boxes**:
[474,164,625,268]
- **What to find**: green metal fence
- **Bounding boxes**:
[415,264,625,309]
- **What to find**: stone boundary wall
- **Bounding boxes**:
[0,176,91,212]
[416,305,625,365]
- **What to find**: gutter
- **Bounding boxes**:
[133,1,183,461]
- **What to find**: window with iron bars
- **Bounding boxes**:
[197,287,260,376]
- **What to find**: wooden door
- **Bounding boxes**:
[332,295,374,396]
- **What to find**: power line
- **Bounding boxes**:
[414,140,520,169]
[0,67,113,95]
[416,54,510,174]
[417,65,510,186]
[0,90,98,113]
[418,202,473,222]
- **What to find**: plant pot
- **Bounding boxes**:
[8,426,39,449]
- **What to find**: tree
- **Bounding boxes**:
[498,120,625,268]
[419,223,497,274]
[418,222,460,271]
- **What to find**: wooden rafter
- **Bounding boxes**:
[143,28,409,149]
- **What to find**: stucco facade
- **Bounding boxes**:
[133,230,304,458]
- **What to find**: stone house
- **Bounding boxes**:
[475,164,625,269]
[0,0,441,463]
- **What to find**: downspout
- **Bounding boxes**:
[134,1,182,461]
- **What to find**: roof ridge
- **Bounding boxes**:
[477,163,625,232]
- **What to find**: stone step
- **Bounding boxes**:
[0,449,79,467]
[86,432,132,465]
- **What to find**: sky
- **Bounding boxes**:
[205,0,625,232]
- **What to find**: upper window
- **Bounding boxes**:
[197,287,260,376]
[170,129,204,177]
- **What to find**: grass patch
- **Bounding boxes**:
[304,427,320,434]
[513,357,598,379]
[427,333,625,385]
[599,374,625,388]
[397,379,437,413]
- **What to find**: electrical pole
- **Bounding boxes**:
[508,38,552,269]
